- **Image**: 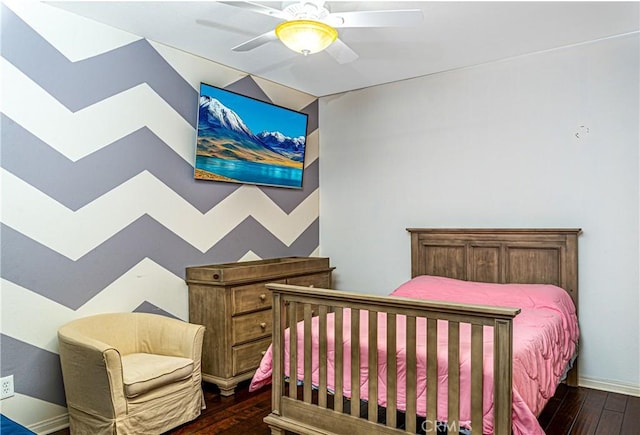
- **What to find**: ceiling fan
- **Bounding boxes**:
[218,1,424,64]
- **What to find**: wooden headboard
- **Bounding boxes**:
[407,228,582,308]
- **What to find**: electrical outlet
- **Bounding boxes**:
[1,375,15,399]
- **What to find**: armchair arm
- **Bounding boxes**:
[57,331,127,418]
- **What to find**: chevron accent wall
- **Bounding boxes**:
[0,1,320,430]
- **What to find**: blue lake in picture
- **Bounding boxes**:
[196,156,303,188]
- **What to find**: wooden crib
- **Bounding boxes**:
[263,228,581,435]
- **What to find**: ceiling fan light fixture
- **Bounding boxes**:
[275,19,338,56]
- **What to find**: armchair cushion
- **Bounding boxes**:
[121,353,194,398]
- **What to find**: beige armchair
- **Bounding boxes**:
[57,313,205,434]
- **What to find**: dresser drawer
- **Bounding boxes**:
[232,280,284,315]
[232,309,272,344]
[287,272,331,288]
[232,337,271,376]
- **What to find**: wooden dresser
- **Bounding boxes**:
[185,257,334,396]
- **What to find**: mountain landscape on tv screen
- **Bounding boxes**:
[196,95,306,168]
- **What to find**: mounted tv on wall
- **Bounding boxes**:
[195,82,309,189]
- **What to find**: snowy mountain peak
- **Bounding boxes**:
[258,131,306,151]
[199,95,257,140]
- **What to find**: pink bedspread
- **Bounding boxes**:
[249,275,579,435]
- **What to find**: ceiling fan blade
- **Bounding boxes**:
[327,9,423,28]
[325,38,359,64]
[218,1,289,20]
[232,30,278,52]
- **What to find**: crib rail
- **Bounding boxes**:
[264,284,520,435]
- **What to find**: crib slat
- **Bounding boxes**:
[448,321,460,435]
[426,318,437,432]
[303,304,313,403]
[368,311,378,422]
[406,316,417,433]
[318,305,328,408]
[494,319,513,434]
[288,301,297,400]
[272,293,283,415]
[471,323,483,434]
[334,307,344,413]
[350,308,361,417]
[386,313,397,428]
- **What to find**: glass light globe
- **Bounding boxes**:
[275,20,338,55]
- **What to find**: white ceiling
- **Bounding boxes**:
[47,1,639,97]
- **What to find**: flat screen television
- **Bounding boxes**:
[195,82,309,189]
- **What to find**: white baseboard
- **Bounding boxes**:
[28,413,69,435]
[580,376,640,397]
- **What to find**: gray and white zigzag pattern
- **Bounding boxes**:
[0,3,319,413]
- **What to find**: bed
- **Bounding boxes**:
[250,228,581,434]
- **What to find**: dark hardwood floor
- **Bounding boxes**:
[166,381,272,435]
[51,381,639,434]
[539,383,639,435]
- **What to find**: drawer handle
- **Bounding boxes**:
[260,322,267,329]
[259,294,266,301]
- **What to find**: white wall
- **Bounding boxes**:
[319,34,639,392]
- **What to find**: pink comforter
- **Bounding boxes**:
[249,275,579,434]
